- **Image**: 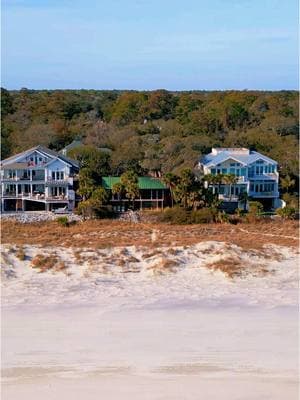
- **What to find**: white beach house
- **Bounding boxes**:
[199,148,281,209]
[0,146,79,212]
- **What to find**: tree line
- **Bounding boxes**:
[1,87,299,198]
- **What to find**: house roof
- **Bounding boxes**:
[1,145,79,169]
[200,149,277,167]
[2,162,29,170]
[59,140,82,153]
[102,176,167,190]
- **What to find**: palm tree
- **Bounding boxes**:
[238,191,249,212]
[280,175,295,193]
[162,172,179,207]
[214,173,224,198]
[223,174,238,201]
[203,173,215,193]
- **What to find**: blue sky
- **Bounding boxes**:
[1,0,298,90]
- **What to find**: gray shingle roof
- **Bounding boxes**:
[1,145,79,169]
[201,149,277,167]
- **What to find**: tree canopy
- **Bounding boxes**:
[1,88,298,193]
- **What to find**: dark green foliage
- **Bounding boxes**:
[160,206,217,224]
[276,207,297,219]
[56,216,69,227]
[191,208,217,223]
[160,207,192,224]
[1,89,298,195]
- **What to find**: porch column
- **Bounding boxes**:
[30,169,32,181]
[1,198,4,212]
[16,184,19,197]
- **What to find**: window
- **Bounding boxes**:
[236,169,240,176]
[264,166,268,173]
[256,166,260,175]
[230,163,235,167]
[52,171,55,180]
[230,168,235,174]
[241,168,246,176]
[222,168,227,174]
[217,169,221,174]
[271,165,275,173]
[256,160,264,164]
[250,183,254,191]
[211,169,216,175]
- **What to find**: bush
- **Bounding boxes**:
[77,202,115,219]
[160,207,217,224]
[56,216,69,227]
[245,201,264,223]
[276,207,297,219]
[191,208,216,223]
[160,207,192,224]
[282,193,299,209]
[248,201,264,215]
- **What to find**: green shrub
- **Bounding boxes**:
[282,193,299,209]
[191,208,216,223]
[276,207,297,219]
[56,216,69,227]
[160,207,192,224]
[248,201,264,215]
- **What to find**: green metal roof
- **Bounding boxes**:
[102,176,167,190]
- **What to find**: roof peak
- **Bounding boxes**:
[212,147,250,155]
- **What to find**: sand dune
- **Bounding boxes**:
[1,242,299,399]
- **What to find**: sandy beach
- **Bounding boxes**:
[1,222,299,399]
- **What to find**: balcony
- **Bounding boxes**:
[46,177,73,185]
[218,194,239,202]
[249,191,279,198]
[1,175,45,182]
[2,192,69,202]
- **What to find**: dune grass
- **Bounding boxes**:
[1,219,298,251]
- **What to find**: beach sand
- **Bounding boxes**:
[1,240,299,399]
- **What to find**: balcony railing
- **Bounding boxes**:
[46,178,72,185]
[249,191,279,197]
[2,176,46,181]
[218,194,239,201]
[2,192,69,201]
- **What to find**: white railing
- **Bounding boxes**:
[2,193,69,201]
[46,177,73,185]
[218,194,239,201]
